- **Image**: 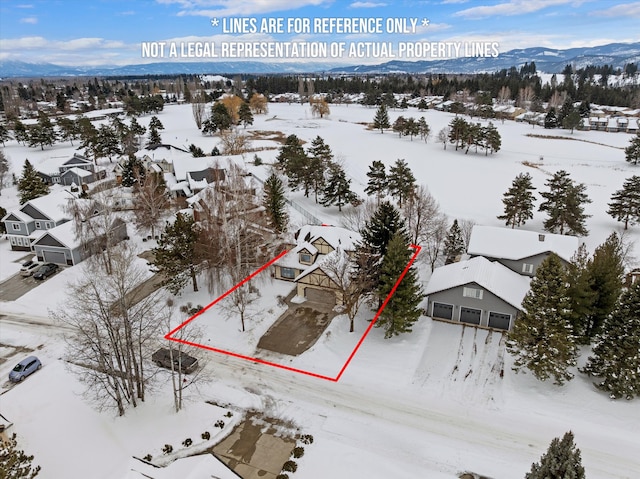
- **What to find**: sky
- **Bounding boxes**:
[0,0,639,66]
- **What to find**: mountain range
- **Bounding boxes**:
[1,42,639,78]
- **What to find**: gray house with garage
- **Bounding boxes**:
[467,225,579,277]
[31,216,128,266]
[425,256,531,331]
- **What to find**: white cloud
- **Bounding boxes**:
[592,2,640,18]
[16,4,34,8]
[454,0,585,19]
[155,0,333,17]
[349,1,387,7]
[440,0,468,4]
[0,37,125,52]
[20,16,38,24]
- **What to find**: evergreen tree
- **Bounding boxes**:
[263,172,289,234]
[0,433,41,479]
[544,108,558,129]
[418,116,430,142]
[27,112,57,150]
[0,206,6,233]
[17,159,49,204]
[13,120,29,145]
[507,254,577,385]
[211,102,232,132]
[376,231,424,338]
[0,123,12,146]
[121,156,145,187]
[320,163,357,212]
[147,126,162,146]
[443,219,466,264]
[238,101,254,128]
[364,160,387,204]
[96,124,121,161]
[565,244,596,342]
[607,175,640,229]
[539,170,591,236]
[359,200,408,257]
[482,122,501,154]
[0,150,9,197]
[582,282,640,399]
[149,115,164,131]
[497,172,537,228]
[277,135,310,196]
[583,232,625,340]
[306,136,333,203]
[56,117,79,146]
[387,159,416,208]
[562,110,582,133]
[525,431,585,479]
[625,131,640,165]
[392,116,406,137]
[152,213,201,294]
[448,117,467,150]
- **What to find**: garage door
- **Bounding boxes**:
[43,250,67,265]
[432,302,453,320]
[488,312,511,330]
[460,307,481,325]
[305,288,336,305]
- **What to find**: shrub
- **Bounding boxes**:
[253,154,263,166]
[215,420,225,428]
[182,438,192,447]
[282,461,297,473]
[292,446,304,458]
[225,411,233,418]
[143,454,152,462]
[299,434,314,445]
[162,444,173,454]
[202,431,211,440]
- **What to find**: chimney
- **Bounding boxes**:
[538,234,545,242]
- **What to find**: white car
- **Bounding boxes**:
[20,261,40,277]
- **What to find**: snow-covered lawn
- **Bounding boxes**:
[0,102,639,479]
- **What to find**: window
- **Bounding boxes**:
[522,263,534,274]
[463,286,483,299]
[280,267,295,279]
[12,224,21,231]
[45,222,51,229]
[300,253,312,264]
[35,221,41,229]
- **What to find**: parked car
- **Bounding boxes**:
[152,348,198,374]
[33,263,59,280]
[9,356,42,382]
[20,261,41,277]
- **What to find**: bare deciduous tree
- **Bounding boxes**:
[66,194,127,275]
[322,249,370,332]
[191,93,207,129]
[310,96,330,118]
[133,172,170,239]
[220,129,251,155]
[518,86,535,108]
[340,198,379,233]
[402,185,447,247]
[437,127,450,150]
[458,218,476,250]
[53,244,163,415]
[497,85,511,105]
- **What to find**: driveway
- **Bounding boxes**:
[0,269,60,302]
[257,291,337,356]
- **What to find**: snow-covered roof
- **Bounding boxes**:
[425,256,531,310]
[467,225,579,263]
[122,454,239,479]
[34,156,67,176]
[62,167,92,178]
[22,189,75,223]
[295,224,361,251]
[33,220,79,248]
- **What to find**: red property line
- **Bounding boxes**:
[166,245,421,382]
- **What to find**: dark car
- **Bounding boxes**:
[33,263,59,280]
[9,356,42,382]
[152,348,198,374]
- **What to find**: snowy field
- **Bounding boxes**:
[1,102,639,478]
